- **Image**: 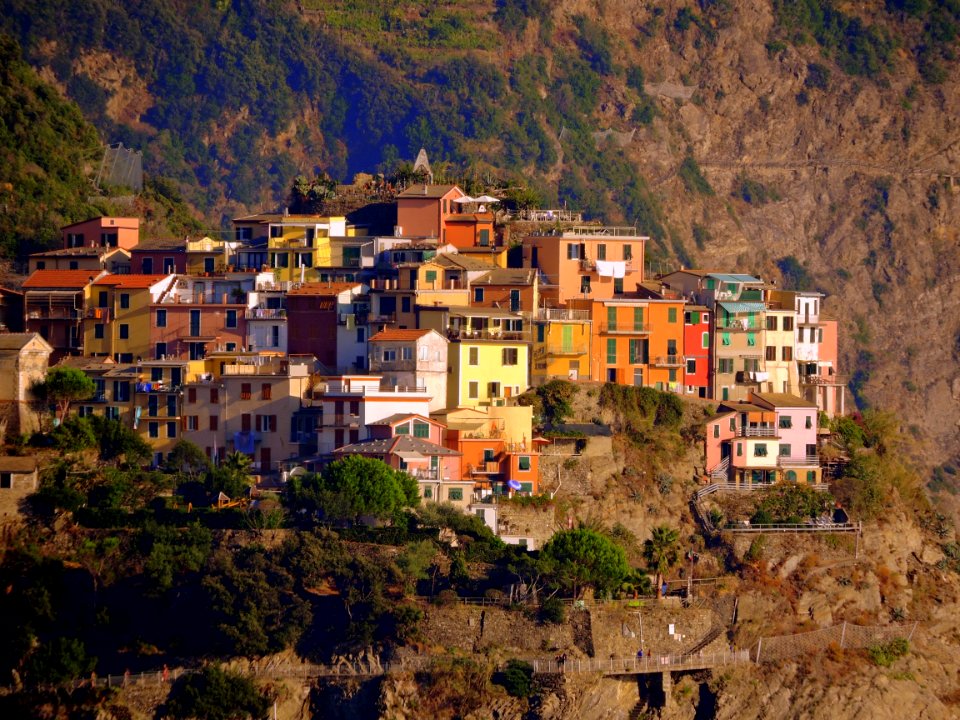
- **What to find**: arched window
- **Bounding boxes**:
[785,470,797,483]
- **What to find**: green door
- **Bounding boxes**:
[561,325,573,353]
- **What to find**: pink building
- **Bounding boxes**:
[62,217,140,250]
[704,391,820,486]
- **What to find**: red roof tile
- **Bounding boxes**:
[369,329,432,342]
[22,270,104,288]
[93,274,174,289]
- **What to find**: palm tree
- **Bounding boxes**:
[643,525,680,599]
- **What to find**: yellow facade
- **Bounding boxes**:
[761,309,798,395]
[532,310,592,382]
[266,218,347,281]
[185,236,230,275]
[83,277,172,362]
[448,340,529,409]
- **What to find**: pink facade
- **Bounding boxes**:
[704,412,736,474]
[62,217,140,250]
[150,303,247,360]
[131,250,187,275]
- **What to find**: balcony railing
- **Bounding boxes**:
[653,355,684,367]
[599,323,650,334]
[446,328,530,342]
[469,461,501,475]
[245,308,286,319]
[27,308,82,320]
[368,312,396,324]
[738,426,777,437]
[778,455,820,467]
[536,308,591,322]
[800,374,846,386]
[534,344,588,358]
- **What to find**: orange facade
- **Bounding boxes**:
[62,217,140,251]
[577,299,685,390]
[522,230,645,305]
[444,213,496,249]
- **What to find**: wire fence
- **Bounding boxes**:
[530,650,751,675]
[753,622,917,663]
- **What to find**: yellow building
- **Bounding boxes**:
[84,274,175,363]
[447,336,530,409]
[185,236,232,275]
[532,307,592,382]
[760,307,799,395]
[233,213,348,282]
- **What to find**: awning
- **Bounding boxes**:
[395,450,425,460]
[718,301,765,313]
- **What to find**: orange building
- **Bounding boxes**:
[574,298,685,390]
[444,212,496,250]
[521,227,646,304]
[469,268,538,314]
[396,184,466,242]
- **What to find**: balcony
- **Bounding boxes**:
[536,308,591,322]
[800,374,846,386]
[27,307,82,320]
[86,308,111,322]
[446,328,531,342]
[653,355,683,367]
[368,312,396,324]
[735,371,762,384]
[600,323,649,334]
[413,468,449,482]
[778,455,819,468]
[716,319,756,331]
[469,461,502,475]
[330,414,360,428]
[738,426,778,437]
[245,308,286,320]
[534,344,588,358]
[88,393,107,403]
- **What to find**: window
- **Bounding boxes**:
[0,473,10,489]
[394,424,409,435]
[766,316,778,331]
[668,307,678,323]
[783,317,794,331]
[149,422,159,438]
[518,455,531,471]
[382,349,396,362]
[469,347,479,366]
[614,278,623,294]
[807,470,817,482]
[721,332,731,346]
[779,444,791,457]
[98,291,108,308]
[210,416,219,431]
[256,415,278,433]
[187,416,198,431]
[210,388,219,403]
[488,381,501,398]
[713,424,719,438]
[187,388,197,404]
[448,488,463,501]
[36,261,45,270]
[502,348,518,365]
[423,487,432,499]
[580,275,591,294]
[479,229,490,246]
[686,358,696,374]
[805,415,813,429]
[155,342,166,359]
[167,421,177,438]
[119,324,129,339]
[401,346,413,361]
[401,297,411,313]
[240,383,252,400]
[537,324,545,343]
[119,293,130,310]
[785,470,797,482]
[744,358,760,373]
[766,346,777,361]
[754,444,768,457]
[114,381,130,402]
[736,442,742,456]
[607,306,617,331]
[596,243,607,260]
[425,270,437,283]
[818,328,823,343]
[226,310,237,328]
[718,358,734,373]
[566,243,580,259]
[95,324,104,339]
[606,338,616,364]
[702,332,709,349]
[633,307,644,330]
[413,421,430,438]
[746,332,756,347]
[782,346,793,361]
[156,309,167,327]
[468,381,478,399]
[270,225,283,238]
[778,416,794,431]
[261,383,272,400]
[622,244,632,260]
[473,286,484,302]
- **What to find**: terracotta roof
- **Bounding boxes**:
[22,270,104,288]
[0,456,37,473]
[751,392,819,409]
[287,282,362,296]
[93,274,174,289]
[0,333,50,352]
[434,254,492,271]
[397,184,462,199]
[132,238,186,251]
[369,329,432,342]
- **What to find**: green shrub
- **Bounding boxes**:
[495,659,534,698]
[165,666,271,720]
[867,638,909,667]
[678,155,714,195]
[540,597,566,624]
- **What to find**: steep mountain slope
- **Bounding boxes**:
[3,0,960,501]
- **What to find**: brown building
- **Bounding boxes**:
[469,268,539,314]
[396,184,466,242]
[130,238,187,275]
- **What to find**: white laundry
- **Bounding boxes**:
[595,260,615,277]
